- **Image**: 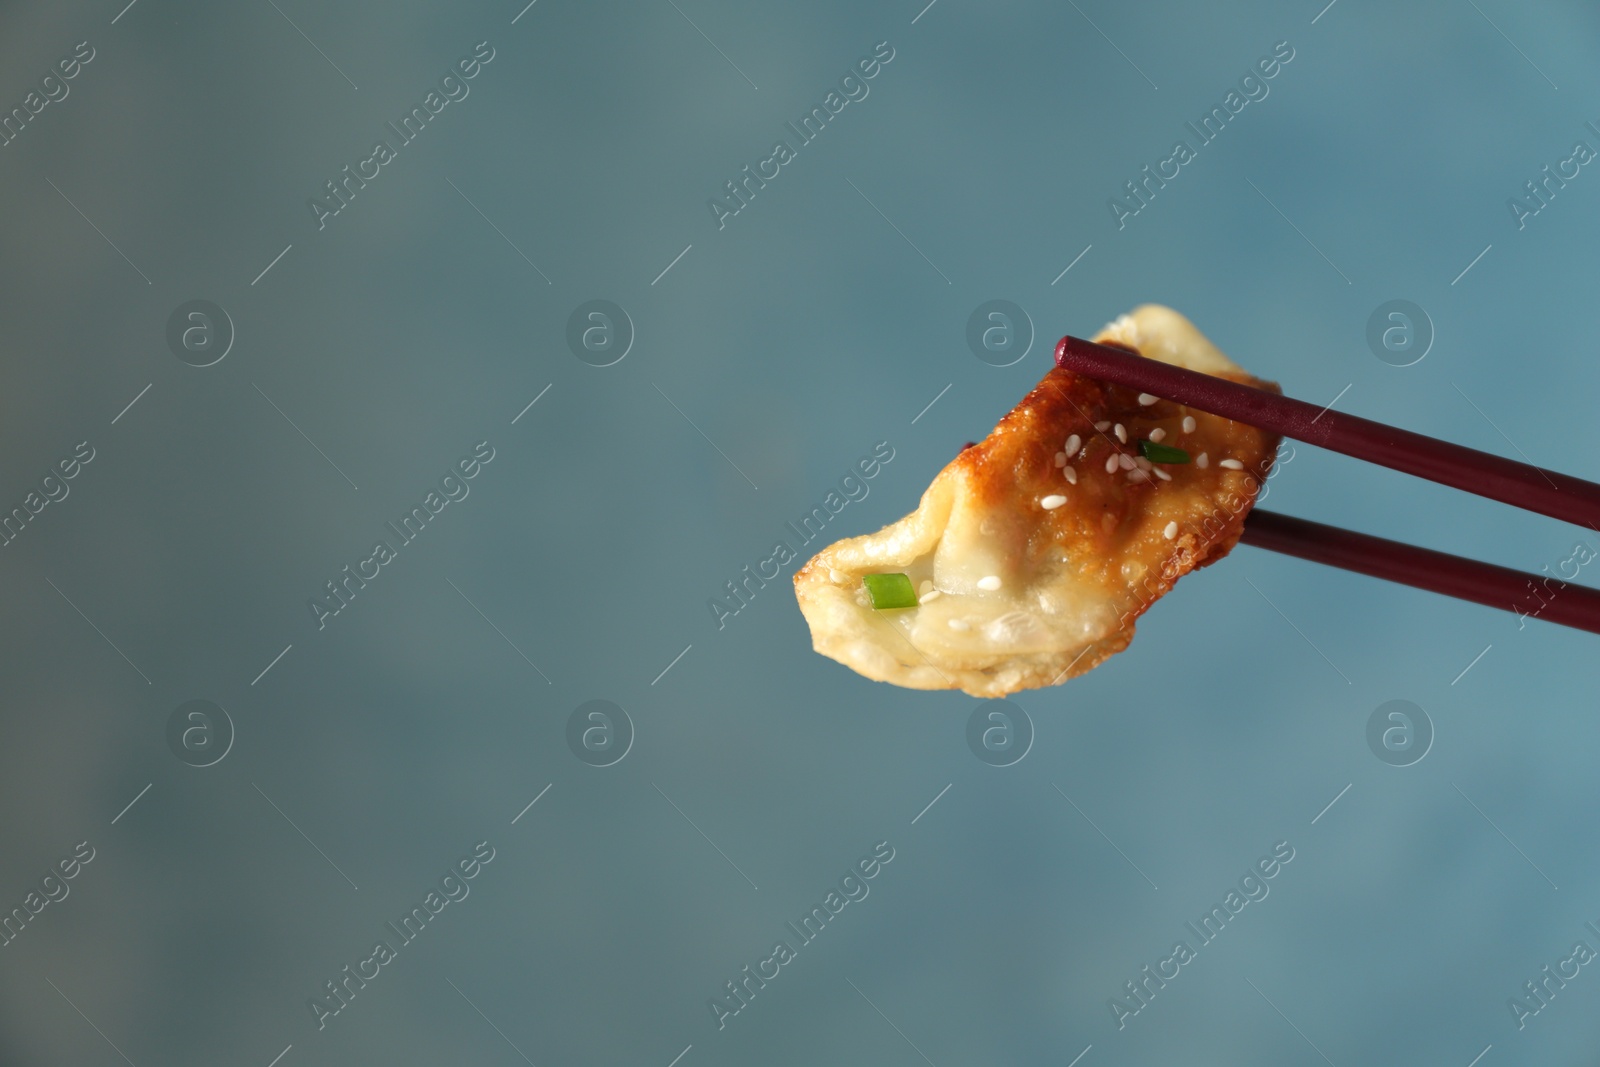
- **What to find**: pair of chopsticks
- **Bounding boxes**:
[1054,335,1600,635]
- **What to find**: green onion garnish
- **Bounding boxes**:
[1138,439,1191,464]
[862,573,919,610]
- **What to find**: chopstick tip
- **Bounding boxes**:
[1053,335,1076,368]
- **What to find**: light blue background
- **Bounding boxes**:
[1,0,1597,1064]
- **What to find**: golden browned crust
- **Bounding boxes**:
[793,306,1282,697]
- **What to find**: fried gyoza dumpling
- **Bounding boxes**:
[793,305,1282,697]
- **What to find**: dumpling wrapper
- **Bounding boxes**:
[793,305,1282,697]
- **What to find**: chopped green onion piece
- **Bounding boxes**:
[862,572,919,610]
[1138,439,1191,464]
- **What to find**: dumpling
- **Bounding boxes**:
[792,305,1282,697]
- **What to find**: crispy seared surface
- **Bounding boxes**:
[793,306,1282,697]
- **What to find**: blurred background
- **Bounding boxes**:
[1,0,1598,1063]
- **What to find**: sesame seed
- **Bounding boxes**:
[1118,453,1135,470]
[1065,434,1081,454]
[1063,466,1077,485]
[1105,455,1119,474]
[977,575,1002,591]
[920,589,942,604]
[1055,451,1067,467]
[1196,452,1210,469]
[1148,427,1166,442]
[1134,456,1153,471]
[1138,392,1158,406]
[919,580,934,595]
[1182,415,1196,434]
[1153,467,1172,481]
[1220,458,1244,470]
[1126,470,1149,483]
[1095,420,1111,431]
[948,618,970,631]
[1041,494,1067,510]
[1163,521,1178,540]
[1114,423,1128,443]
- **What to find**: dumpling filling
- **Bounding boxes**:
[793,305,1282,697]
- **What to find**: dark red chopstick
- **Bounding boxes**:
[1055,335,1600,531]
[1241,510,1600,634]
